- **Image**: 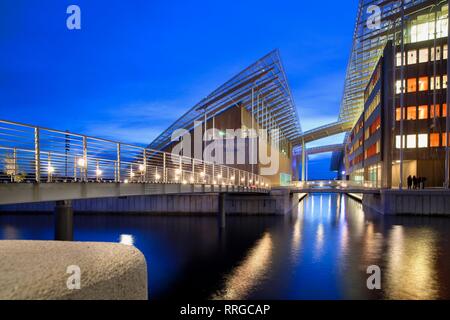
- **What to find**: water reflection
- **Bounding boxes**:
[212,233,273,300]
[0,194,449,299]
[386,226,439,299]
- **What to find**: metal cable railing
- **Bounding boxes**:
[0,119,271,190]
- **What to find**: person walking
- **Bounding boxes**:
[412,176,417,189]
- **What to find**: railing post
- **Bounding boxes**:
[47,152,52,183]
[82,136,88,182]
[163,152,167,183]
[143,149,147,182]
[12,147,17,182]
[117,143,121,182]
[34,127,40,183]
[192,158,195,183]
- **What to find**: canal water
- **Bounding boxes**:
[1,194,449,300]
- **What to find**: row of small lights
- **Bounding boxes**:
[47,158,270,188]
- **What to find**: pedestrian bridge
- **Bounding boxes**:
[288,180,381,195]
[0,120,270,206]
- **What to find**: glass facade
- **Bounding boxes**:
[340,0,448,123]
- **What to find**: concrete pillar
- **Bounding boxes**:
[301,139,306,181]
[218,193,226,229]
[54,200,73,241]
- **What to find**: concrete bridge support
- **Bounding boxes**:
[54,200,74,241]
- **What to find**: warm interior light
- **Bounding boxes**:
[190,177,195,183]
[182,180,187,185]
[200,171,205,177]
[96,169,103,176]
[139,164,145,172]
[48,166,54,173]
[155,174,161,180]
[175,168,181,175]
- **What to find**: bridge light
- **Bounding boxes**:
[124,179,129,184]
[341,170,346,175]
[182,179,187,185]
[77,158,86,168]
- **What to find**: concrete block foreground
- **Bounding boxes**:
[0,240,148,300]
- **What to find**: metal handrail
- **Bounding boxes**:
[0,119,271,189]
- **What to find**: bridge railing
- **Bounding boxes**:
[292,180,378,189]
[0,120,270,189]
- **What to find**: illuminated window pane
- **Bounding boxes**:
[444,45,448,60]
[418,105,428,119]
[408,50,417,65]
[443,103,448,117]
[407,134,417,149]
[396,135,406,149]
[395,108,404,121]
[396,53,406,66]
[418,77,428,91]
[419,48,429,63]
[407,106,417,120]
[395,80,405,94]
[430,76,441,90]
[430,133,440,147]
[443,75,448,89]
[407,78,417,92]
[418,134,428,148]
[431,46,441,61]
[430,104,440,118]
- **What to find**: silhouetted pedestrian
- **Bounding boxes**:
[407,175,412,189]
[412,176,417,189]
[422,177,427,189]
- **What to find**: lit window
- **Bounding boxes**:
[408,50,417,65]
[443,75,448,89]
[396,135,405,149]
[395,80,405,94]
[444,45,448,60]
[407,106,417,120]
[411,23,429,43]
[430,76,441,90]
[407,134,416,149]
[396,107,405,121]
[430,133,440,147]
[418,134,428,148]
[443,103,448,117]
[396,52,406,66]
[418,105,428,120]
[419,48,429,63]
[431,46,441,61]
[407,78,417,92]
[430,105,440,118]
[418,77,428,91]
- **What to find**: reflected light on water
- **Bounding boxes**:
[386,226,439,299]
[313,223,325,261]
[212,232,273,300]
[119,234,135,246]
[291,203,304,261]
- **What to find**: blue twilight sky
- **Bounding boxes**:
[0,0,357,179]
